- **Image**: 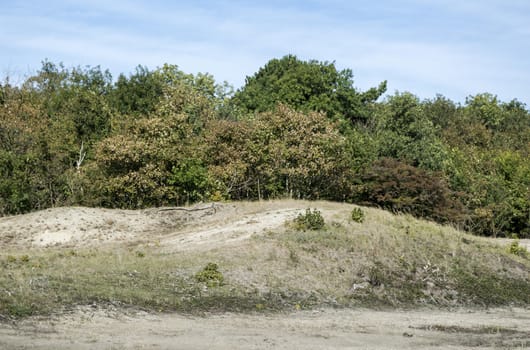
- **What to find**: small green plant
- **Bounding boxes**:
[351,207,365,223]
[8,304,34,317]
[136,251,145,258]
[294,208,325,231]
[508,240,528,258]
[195,262,224,287]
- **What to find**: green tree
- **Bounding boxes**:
[110,65,164,116]
[231,55,386,123]
[205,104,353,200]
[92,66,221,208]
[438,94,530,237]
[373,92,449,171]
[0,82,56,213]
[423,94,457,130]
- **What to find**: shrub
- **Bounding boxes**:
[353,158,466,225]
[294,208,325,231]
[195,262,224,287]
[351,207,365,223]
[508,241,528,258]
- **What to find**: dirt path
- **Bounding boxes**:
[1,307,529,349]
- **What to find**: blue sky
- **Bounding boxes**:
[1,0,529,105]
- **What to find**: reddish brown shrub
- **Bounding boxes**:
[353,158,466,225]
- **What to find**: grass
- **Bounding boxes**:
[256,207,530,308]
[411,324,530,348]
[0,248,274,317]
[412,324,521,335]
[1,202,529,319]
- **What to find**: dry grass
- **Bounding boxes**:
[1,202,529,319]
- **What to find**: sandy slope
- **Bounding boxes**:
[1,201,529,349]
[1,200,528,251]
[0,202,306,250]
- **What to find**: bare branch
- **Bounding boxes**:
[76,141,86,172]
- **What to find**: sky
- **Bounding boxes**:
[1,0,530,105]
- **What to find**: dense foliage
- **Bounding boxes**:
[1,56,529,237]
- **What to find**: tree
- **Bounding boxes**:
[205,104,353,200]
[423,94,457,130]
[111,65,164,116]
[231,55,386,123]
[372,92,449,171]
[353,158,466,225]
[92,66,221,208]
[0,82,57,213]
[438,94,530,236]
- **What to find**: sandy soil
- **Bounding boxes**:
[1,200,529,349]
[0,202,307,250]
[1,306,529,349]
[1,200,528,251]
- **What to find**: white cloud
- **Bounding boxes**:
[1,0,529,104]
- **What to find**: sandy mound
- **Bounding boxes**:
[0,201,318,250]
[1,201,528,252]
[0,204,217,248]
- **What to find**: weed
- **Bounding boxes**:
[412,324,520,335]
[209,190,224,202]
[6,255,30,264]
[287,245,300,265]
[508,240,528,258]
[351,207,365,223]
[7,304,34,317]
[195,262,224,287]
[294,208,325,231]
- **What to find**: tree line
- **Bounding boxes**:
[1,55,529,237]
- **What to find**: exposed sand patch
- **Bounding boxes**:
[162,208,303,251]
[1,306,528,349]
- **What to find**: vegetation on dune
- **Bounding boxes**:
[0,204,528,319]
[0,55,529,238]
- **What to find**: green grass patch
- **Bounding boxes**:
[273,209,530,308]
[0,247,327,319]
